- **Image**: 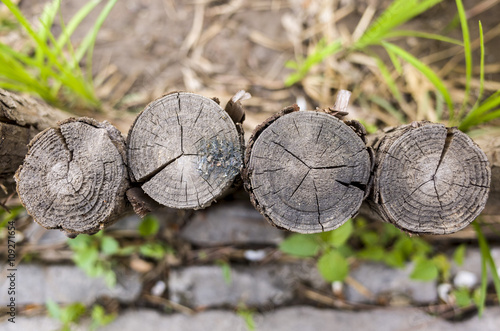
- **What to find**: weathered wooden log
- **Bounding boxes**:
[127,92,245,210]
[0,89,67,201]
[15,118,129,237]
[367,122,490,234]
[474,133,500,216]
[243,104,372,233]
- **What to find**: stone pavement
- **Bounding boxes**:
[2,306,500,331]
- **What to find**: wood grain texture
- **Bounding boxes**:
[127,92,244,209]
[475,133,500,215]
[368,122,490,234]
[244,107,371,233]
[15,118,129,237]
[0,89,67,200]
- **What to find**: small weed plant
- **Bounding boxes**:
[46,300,116,331]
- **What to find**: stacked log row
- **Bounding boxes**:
[242,105,372,233]
[366,122,491,234]
[15,118,129,237]
[11,88,493,236]
[126,92,245,210]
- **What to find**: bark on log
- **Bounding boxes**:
[0,89,67,200]
[366,122,490,234]
[15,118,129,237]
[127,92,244,210]
[243,105,372,233]
[475,133,500,215]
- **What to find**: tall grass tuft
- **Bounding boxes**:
[0,0,117,109]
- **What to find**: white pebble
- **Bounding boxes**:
[151,280,166,296]
[437,283,452,303]
[244,249,267,262]
[453,270,478,289]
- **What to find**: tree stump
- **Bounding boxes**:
[243,106,372,233]
[127,92,244,210]
[15,118,129,237]
[368,122,490,234]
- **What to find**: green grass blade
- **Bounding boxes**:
[384,30,463,45]
[355,0,443,49]
[372,53,403,104]
[471,109,500,126]
[285,39,342,86]
[476,21,485,104]
[57,0,102,51]
[37,0,61,69]
[460,91,500,131]
[75,0,118,84]
[385,46,403,75]
[455,0,472,123]
[473,221,500,314]
[2,0,69,76]
[381,41,454,117]
[370,95,406,124]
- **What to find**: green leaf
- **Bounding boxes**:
[73,247,99,270]
[326,220,353,248]
[453,244,466,266]
[453,288,472,308]
[100,236,119,255]
[216,260,232,285]
[381,42,454,117]
[139,242,167,260]
[279,234,321,257]
[138,215,160,237]
[91,305,116,329]
[60,302,86,324]
[46,299,61,320]
[357,230,380,248]
[432,254,451,280]
[317,250,349,282]
[357,246,385,261]
[410,256,439,281]
[384,249,406,268]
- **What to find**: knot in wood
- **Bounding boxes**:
[246,110,371,233]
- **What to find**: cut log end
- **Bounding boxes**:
[15,118,129,237]
[127,92,244,210]
[371,122,490,234]
[244,109,372,233]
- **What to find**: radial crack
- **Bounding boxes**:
[138,153,183,182]
[290,169,310,199]
[271,141,310,168]
[434,128,454,174]
[312,180,324,231]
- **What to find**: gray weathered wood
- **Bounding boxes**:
[474,133,500,216]
[243,106,372,233]
[15,118,129,237]
[0,89,67,201]
[127,92,244,210]
[367,121,490,234]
